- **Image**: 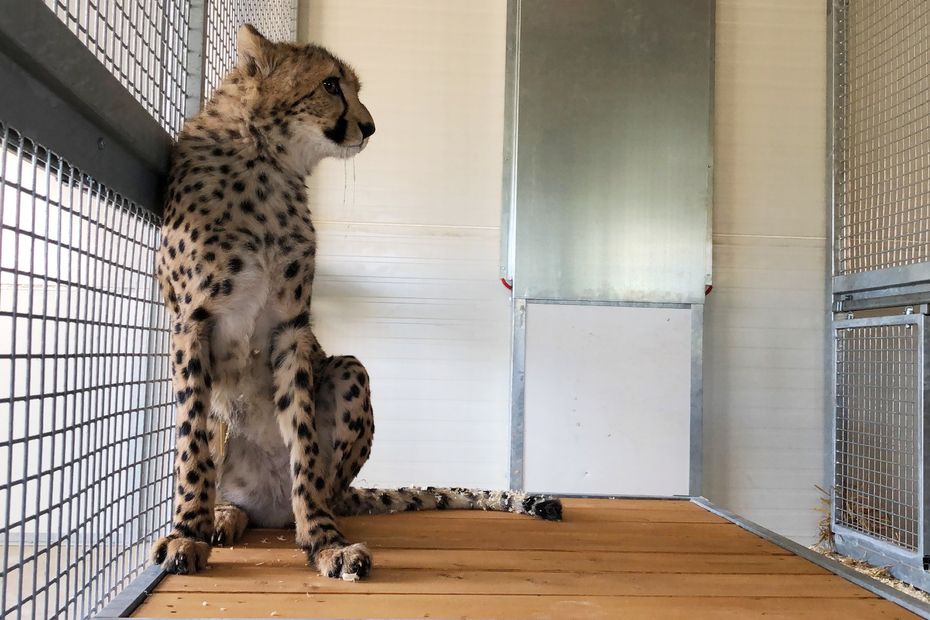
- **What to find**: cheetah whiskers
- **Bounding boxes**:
[342,152,348,210]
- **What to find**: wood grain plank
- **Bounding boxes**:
[133,593,916,619]
[204,547,829,574]
[133,500,911,619]
[334,517,739,537]
[561,498,695,510]
[365,506,728,524]
[236,521,792,555]
[155,567,873,598]
[326,498,703,522]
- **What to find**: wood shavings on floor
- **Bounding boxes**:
[809,548,930,605]
[813,484,930,604]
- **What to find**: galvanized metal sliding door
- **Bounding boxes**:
[503,0,714,495]
[502,0,713,304]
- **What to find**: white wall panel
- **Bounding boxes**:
[705,0,828,545]
[299,0,830,526]
[524,304,692,497]
[299,1,511,488]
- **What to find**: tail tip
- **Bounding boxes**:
[529,497,562,521]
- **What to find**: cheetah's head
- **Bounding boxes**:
[235,24,375,168]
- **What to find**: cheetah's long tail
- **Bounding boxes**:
[333,487,562,521]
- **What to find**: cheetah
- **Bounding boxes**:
[150,24,562,581]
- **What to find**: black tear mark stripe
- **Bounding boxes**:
[324,73,350,144]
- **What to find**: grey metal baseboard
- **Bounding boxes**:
[95,566,166,619]
[693,497,930,619]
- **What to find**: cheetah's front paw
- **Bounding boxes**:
[151,533,211,574]
[312,543,372,581]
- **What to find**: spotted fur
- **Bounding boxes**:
[150,24,560,581]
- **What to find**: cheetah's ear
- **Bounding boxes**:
[237,24,275,76]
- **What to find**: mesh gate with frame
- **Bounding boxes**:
[831,0,930,590]
[832,314,930,585]
[0,1,296,618]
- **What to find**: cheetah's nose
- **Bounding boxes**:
[358,122,376,139]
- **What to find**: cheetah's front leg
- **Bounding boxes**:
[150,311,217,574]
[271,310,371,580]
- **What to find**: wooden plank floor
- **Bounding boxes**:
[133,498,916,619]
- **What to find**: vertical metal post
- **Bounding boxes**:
[689,303,704,496]
[826,0,839,539]
[509,298,527,491]
[290,0,299,40]
[184,0,209,119]
[499,0,520,283]
[921,314,930,569]
[137,272,165,565]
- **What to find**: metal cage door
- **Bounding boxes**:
[832,314,930,584]
[830,0,930,590]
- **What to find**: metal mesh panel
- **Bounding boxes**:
[834,0,930,275]
[42,0,191,136]
[0,122,173,619]
[203,0,298,100]
[834,322,921,551]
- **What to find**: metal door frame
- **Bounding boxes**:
[502,0,712,497]
[830,313,930,589]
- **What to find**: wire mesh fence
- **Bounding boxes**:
[0,2,298,617]
[834,321,921,552]
[834,0,930,276]
[42,0,192,137]
[203,0,298,100]
[0,121,174,619]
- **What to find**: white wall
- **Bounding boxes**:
[300,1,832,544]
[524,304,693,497]
[299,0,511,489]
[704,0,828,545]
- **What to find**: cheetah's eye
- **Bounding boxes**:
[322,77,341,96]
